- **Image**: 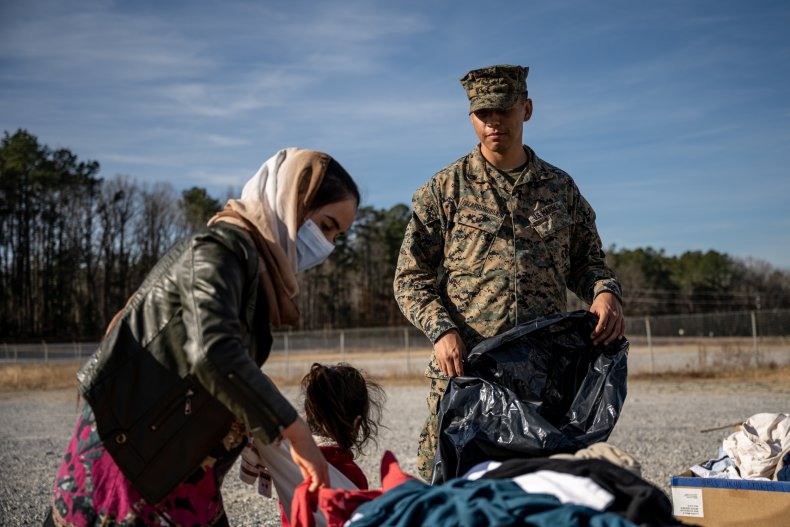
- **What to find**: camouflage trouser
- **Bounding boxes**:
[416,377,449,482]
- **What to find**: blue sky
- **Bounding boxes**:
[2,0,789,269]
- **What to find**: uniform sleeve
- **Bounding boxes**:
[393,184,457,343]
[179,236,298,443]
[567,189,623,305]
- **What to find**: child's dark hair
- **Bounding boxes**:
[301,362,385,454]
[309,158,360,210]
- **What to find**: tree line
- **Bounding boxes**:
[1,129,789,340]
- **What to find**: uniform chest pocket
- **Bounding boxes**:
[530,203,573,275]
[531,210,572,238]
[445,206,504,276]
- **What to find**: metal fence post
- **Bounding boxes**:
[43,340,49,363]
[340,331,345,361]
[751,310,759,365]
[645,316,654,374]
[284,333,290,378]
[404,327,410,375]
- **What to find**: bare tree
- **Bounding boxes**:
[133,181,179,281]
[96,175,139,325]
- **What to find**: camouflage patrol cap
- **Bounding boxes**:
[460,64,529,113]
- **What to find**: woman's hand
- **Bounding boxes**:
[282,417,329,492]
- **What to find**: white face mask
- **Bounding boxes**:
[296,219,335,272]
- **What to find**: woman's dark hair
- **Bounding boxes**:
[309,158,360,210]
[301,362,385,455]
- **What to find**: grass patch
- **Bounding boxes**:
[629,363,790,383]
[0,362,82,391]
[0,362,429,392]
[5,361,788,392]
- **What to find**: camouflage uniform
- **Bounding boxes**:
[393,67,621,481]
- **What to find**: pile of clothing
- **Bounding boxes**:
[284,447,685,527]
[690,412,790,481]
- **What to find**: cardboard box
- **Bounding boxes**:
[670,474,790,526]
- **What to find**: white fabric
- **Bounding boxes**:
[550,442,642,477]
[689,463,741,479]
[722,413,790,480]
[689,446,740,479]
[239,438,358,526]
[239,148,300,273]
[513,470,615,511]
[463,460,503,481]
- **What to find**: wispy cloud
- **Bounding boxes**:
[0,1,207,82]
[204,134,250,148]
[2,0,788,267]
[100,153,182,167]
[1,0,430,123]
[187,167,250,191]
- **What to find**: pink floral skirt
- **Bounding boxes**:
[49,403,247,526]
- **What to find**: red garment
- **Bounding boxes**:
[290,451,417,527]
[311,488,382,527]
[379,451,415,490]
[281,445,368,527]
[319,445,369,490]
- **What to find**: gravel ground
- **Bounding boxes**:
[2,374,789,526]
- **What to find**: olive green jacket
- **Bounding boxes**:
[394,146,622,378]
[77,223,297,503]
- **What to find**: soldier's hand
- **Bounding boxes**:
[435,329,467,377]
[590,292,625,345]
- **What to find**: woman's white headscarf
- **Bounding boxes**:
[210,147,330,327]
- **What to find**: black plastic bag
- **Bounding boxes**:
[432,311,628,484]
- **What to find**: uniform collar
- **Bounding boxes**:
[468,145,555,188]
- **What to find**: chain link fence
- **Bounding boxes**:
[2,310,789,377]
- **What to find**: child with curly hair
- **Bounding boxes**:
[241,363,385,526]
